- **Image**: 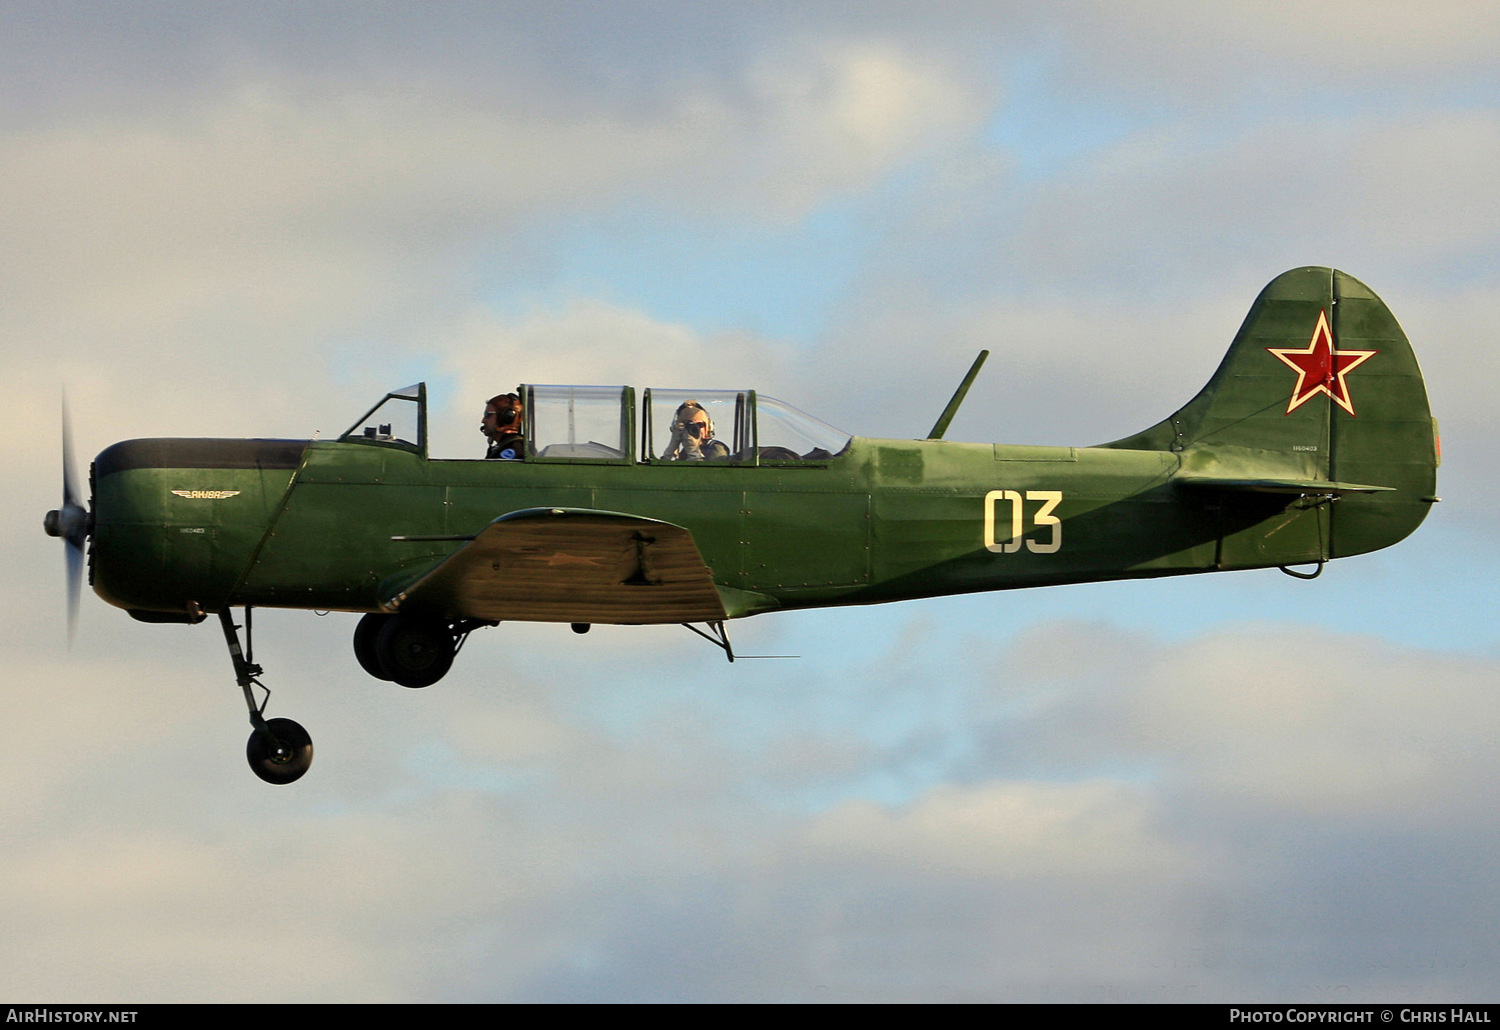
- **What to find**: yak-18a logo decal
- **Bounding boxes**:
[171,490,241,499]
[1267,309,1376,416]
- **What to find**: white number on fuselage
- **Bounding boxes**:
[983,490,1062,554]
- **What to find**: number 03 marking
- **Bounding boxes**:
[984,490,1063,554]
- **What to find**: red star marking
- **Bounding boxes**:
[1267,309,1376,416]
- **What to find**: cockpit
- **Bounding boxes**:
[341,383,853,464]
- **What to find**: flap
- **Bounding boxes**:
[384,507,727,625]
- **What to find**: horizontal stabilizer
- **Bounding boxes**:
[1174,476,1395,495]
[385,507,727,624]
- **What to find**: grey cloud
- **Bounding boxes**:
[980,621,1500,829]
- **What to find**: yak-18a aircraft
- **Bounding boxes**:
[44,268,1439,784]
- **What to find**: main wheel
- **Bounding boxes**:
[375,614,456,688]
[353,613,393,680]
[246,718,314,785]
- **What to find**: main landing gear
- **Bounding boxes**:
[352,612,490,688]
[218,608,313,785]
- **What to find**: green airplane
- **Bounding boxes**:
[43,267,1439,784]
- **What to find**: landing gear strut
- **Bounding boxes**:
[218,608,313,785]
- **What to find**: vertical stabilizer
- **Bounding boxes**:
[1104,267,1437,558]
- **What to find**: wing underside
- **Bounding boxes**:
[384,507,727,625]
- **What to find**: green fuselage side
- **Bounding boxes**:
[90,433,1368,622]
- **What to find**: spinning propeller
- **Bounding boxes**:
[42,398,92,641]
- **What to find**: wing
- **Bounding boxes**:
[383,507,727,625]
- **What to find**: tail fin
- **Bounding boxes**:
[1105,267,1438,559]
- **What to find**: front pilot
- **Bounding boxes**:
[481,392,525,460]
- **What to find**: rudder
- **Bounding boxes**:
[1324,269,1438,557]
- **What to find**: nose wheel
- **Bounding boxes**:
[247,717,314,785]
[220,607,313,785]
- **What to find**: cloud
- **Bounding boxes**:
[0,38,979,319]
[803,779,1182,879]
[1053,1,1500,99]
[731,40,984,215]
[991,621,1500,827]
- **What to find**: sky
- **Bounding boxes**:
[5,0,1500,1003]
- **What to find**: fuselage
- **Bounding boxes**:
[88,432,1337,623]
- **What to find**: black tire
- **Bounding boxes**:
[246,718,314,785]
[353,613,393,680]
[375,614,456,688]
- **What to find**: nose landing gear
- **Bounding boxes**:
[246,717,314,785]
[219,608,313,785]
[217,606,492,782]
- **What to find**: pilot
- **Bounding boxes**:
[481,392,526,460]
[664,400,730,461]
